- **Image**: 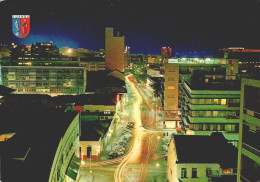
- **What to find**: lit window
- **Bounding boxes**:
[221,99,226,105]
[104,110,111,114]
[168,86,175,89]
[222,169,231,174]
[213,99,219,104]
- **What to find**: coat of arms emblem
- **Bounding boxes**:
[12,15,30,38]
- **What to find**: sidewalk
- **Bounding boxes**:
[77,168,94,182]
[99,96,134,161]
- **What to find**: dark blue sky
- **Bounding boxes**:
[0,0,260,55]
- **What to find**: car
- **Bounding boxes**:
[108,151,119,159]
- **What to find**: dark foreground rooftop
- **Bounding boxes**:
[173,132,237,169]
[0,107,78,182]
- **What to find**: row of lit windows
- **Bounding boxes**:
[188,98,240,105]
[180,168,232,178]
[188,110,239,118]
[189,123,239,132]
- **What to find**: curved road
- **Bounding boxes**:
[114,75,164,182]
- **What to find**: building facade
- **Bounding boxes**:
[237,78,260,182]
[105,28,125,72]
[167,134,237,182]
[1,66,86,95]
[180,76,240,142]
[49,114,80,182]
[163,58,239,129]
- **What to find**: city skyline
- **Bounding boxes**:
[0,0,260,55]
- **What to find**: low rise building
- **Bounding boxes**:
[167,133,237,182]
[80,121,110,161]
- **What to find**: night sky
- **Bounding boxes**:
[0,0,260,55]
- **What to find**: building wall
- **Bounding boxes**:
[1,66,86,95]
[147,69,161,77]
[79,61,105,71]
[225,59,239,80]
[80,139,103,161]
[237,78,260,182]
[167,136,221,182]
[164,63,179,111]
[48,114,80,182]
[174,163,221,182]
[105,28,125,72]
[82,105,116,113]
[180,79,240,141]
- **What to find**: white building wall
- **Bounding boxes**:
[167,136,222,182]
[175,163,221,182]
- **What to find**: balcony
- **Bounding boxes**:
[242,143,260,157]
[187,116,239,124]
[188,104,239,111]
[243,108,260,119]
[242,131,260,157]
[227,103,240,107]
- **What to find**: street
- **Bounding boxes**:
[78,75,168,182]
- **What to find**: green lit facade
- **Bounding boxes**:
[0,66,86,95]
[49,114,80,182]
[237,78,260,182]
[180,77,240,142]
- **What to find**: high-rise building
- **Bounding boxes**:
[237,78,260,182]
[163,63,181,128]
[105,28,125,72]
[161,46,172,59]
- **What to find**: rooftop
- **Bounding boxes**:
[80,120,111,141]
[173,132,237,168]
[0,107,78,182]
[0,85,15,96]
[55,93,117,106]
[148,77,164,83]
[86,70,126,93]
[184,77,241,91]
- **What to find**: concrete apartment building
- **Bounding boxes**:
[0,66,86,95]
[180,75,240,142]
[163,58,238,129]
[105,28,125,72]
[237,78,260,182]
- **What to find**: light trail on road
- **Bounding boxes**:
[114,75,146,182]
[137,134,159,182]
[79,75,166,182]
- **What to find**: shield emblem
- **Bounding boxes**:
[12,15,30,38]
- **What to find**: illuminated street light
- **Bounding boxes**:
[68,48,72,54]
[156,163,160,167]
